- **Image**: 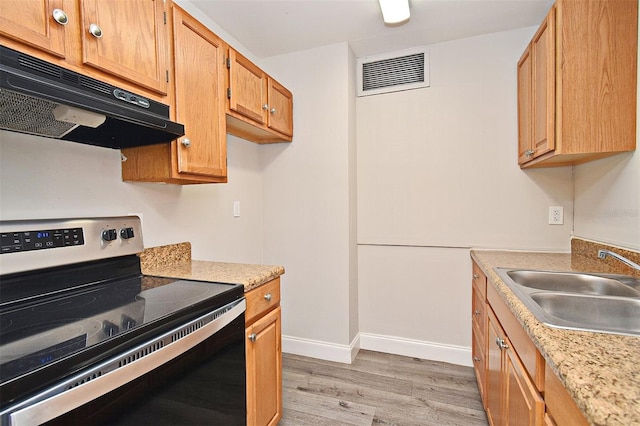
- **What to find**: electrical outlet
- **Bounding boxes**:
[548,206,563,225]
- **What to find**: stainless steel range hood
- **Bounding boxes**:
[0,46,184,149]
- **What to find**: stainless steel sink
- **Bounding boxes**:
[495,268,640,336]
[506,270,640,297]
[530,293,640,334]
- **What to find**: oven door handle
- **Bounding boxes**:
[5,298,246,426]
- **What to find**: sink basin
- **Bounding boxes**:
[506,270,640,297]
[530,293,640,335]
[495,268,640,336]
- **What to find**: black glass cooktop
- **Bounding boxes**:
[0,255,243,408]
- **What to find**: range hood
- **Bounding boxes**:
[0,46,184,149]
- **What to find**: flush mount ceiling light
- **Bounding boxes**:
[378,0,410,25]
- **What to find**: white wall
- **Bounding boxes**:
[357,28,574,250]
[0,131,265,264]
[572,15,640,251]
[356,28,574,365]
[259,43,359,362]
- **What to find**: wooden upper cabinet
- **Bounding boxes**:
[173,5,226,179]
[226,47,293,143]
[81,0,168,95]
[518,0,638,168]
[517,46,533,165]
[0,0,67,58]
[228,49,268,125]
[267,78,293,137]
[0,0,170,100]
[121,4,227,184]
[518,6,555,166]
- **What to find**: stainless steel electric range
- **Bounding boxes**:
[0,216,246,425]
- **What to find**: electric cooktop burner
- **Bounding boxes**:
[0,275,239,385]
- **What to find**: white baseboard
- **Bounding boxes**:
[282,334,360,364]
[282,333,472,367]
[360,333,472,367]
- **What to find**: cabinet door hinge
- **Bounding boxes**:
[227,88,231,99]
[226,57,231,69]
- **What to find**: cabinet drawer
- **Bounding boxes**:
[245,278,281,325]
[472,331,486,407]
[472,261,487,298]
[472,285,486,339]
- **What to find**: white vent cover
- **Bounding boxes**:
[357,47,430,97]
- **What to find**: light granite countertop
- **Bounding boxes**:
[471,248,640,426]
[139,242,284,292]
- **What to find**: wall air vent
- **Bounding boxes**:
[357,47,430,97]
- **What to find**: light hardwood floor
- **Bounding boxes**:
[281,350,488,426]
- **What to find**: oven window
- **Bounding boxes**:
[44,316,246,426]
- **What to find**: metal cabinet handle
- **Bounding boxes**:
[52,9,68,25]
[473,274,479,279]
[270,108,276,114]
[495,337,509,350]
[262,104,269,111]
[181,138,191,147]
[88,23,103,38]
[248,333,257,342]
[264,293,272,302]
[474,309,481,316]
[525,149,535,157]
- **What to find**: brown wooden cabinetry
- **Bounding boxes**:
[472,258,589,426]
[471,261,488,407]
[245,278,282,426]
[517,0,638,168]
[121,4,227,184]
[226,48,293,143]
[0,0,169,97]
[544,366,589,426]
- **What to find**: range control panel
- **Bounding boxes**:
[0,216,144,275]
[1,227,85,254]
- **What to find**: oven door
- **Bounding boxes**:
[1,299,246,426]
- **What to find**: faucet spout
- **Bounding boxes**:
[597,249,640,271]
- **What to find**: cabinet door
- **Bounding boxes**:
[517,46,533,165]
[228,49,268,124]
[504,339,545,426]
[486,310,503,426]
[267,78,293,137]
[246,306,282,426]
[81,0,168,94]
[531,7,555,158]
[172,6,227,180]
[0,0,67,57]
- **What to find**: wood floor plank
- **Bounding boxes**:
[282,350,488,426]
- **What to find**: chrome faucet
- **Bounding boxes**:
[597,249,640,271]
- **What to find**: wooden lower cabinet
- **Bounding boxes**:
[245,278,282,426]
[471,261,488,407]
[486,307,544,426]
[544,366,588,426]
[472,258,589,426]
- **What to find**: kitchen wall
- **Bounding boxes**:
[0,131,265,263]
[259,43,360,362]
[258,27,576,364]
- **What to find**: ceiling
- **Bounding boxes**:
[188,0,554,59]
